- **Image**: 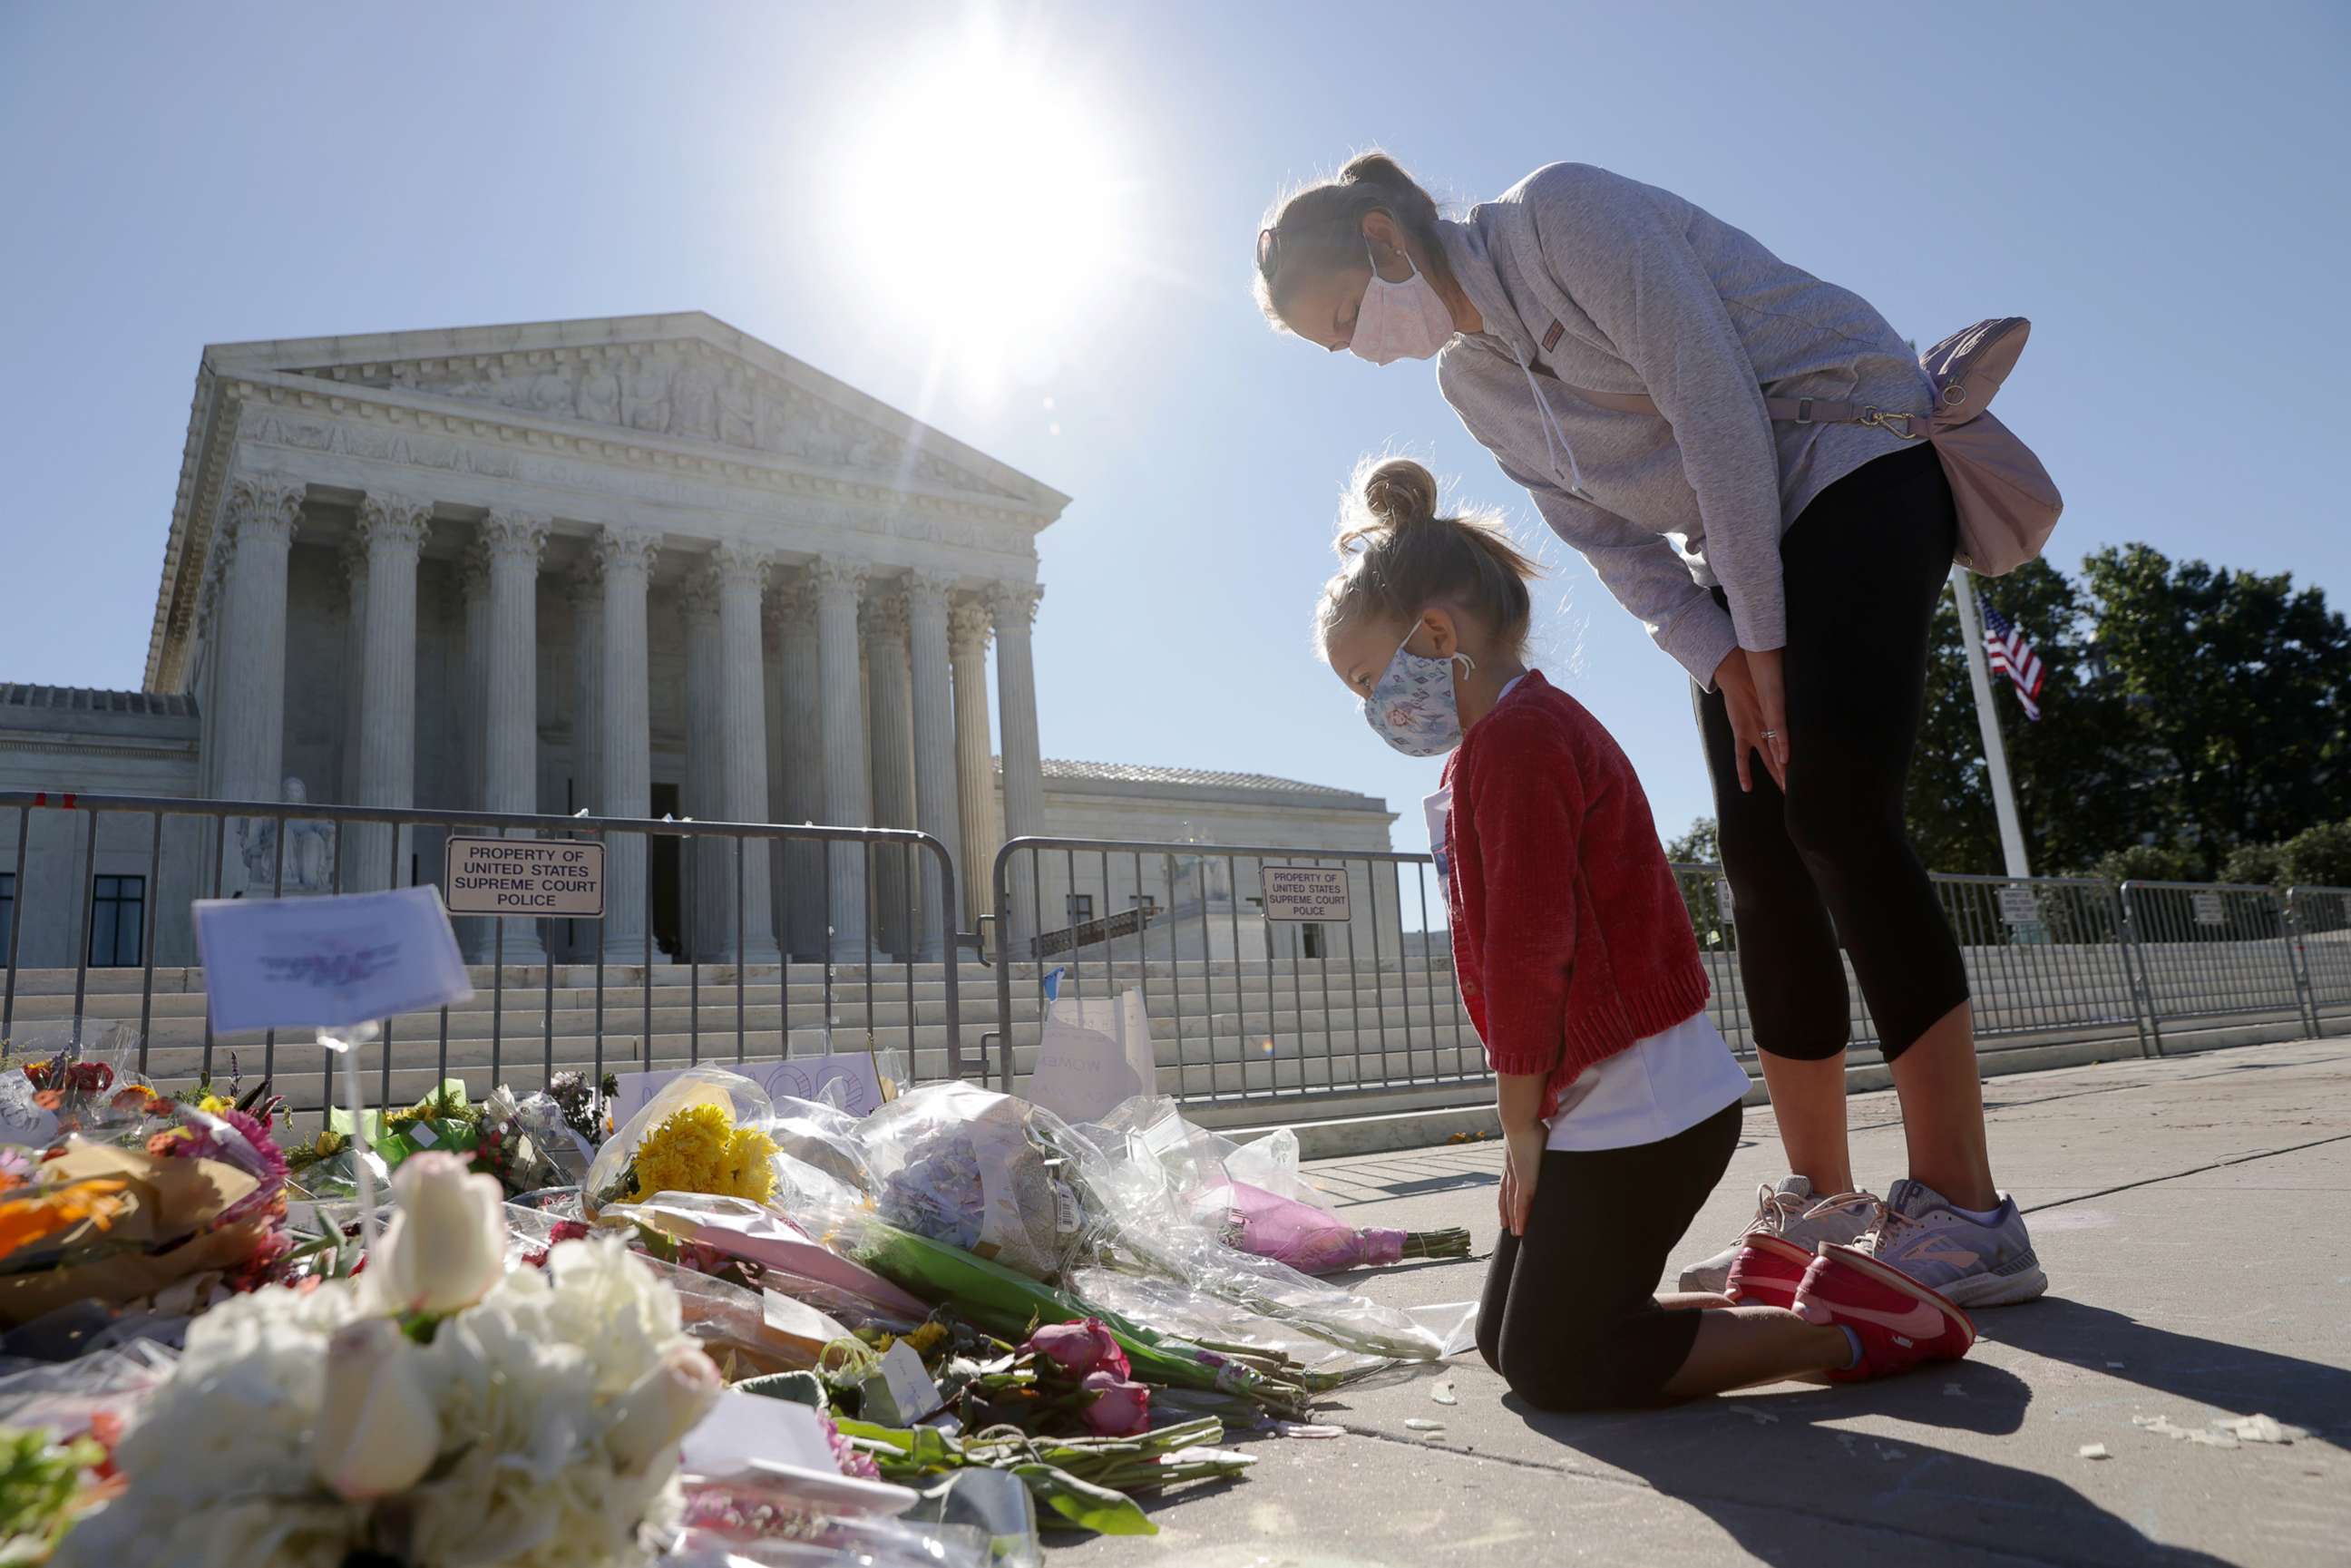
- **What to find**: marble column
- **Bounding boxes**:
[949,595,1000,930]
[812,556,872,962]
[337,541,368,807]
[566,560,603,964]
[990,580,1047,948]
[905,571,962,962]
[346,494,430,891]
[456,550,494,959]
[864,584,917,960]
[211,474,303,894]
[598,527,666,963]
[681,570,728,960]
[713,542,781,965]
[762,596,789,952]
[569,561,604,815]
[195,552,230,802]
[481,511,551,963]
[770,572,827,959]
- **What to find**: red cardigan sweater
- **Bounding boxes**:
[1440,672,1712,1120]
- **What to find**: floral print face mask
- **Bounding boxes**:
[1362,628,1476,757]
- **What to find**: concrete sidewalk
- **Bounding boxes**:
[1069,1037,2351,1567]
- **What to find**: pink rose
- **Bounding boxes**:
[1078,1370,1151,1437]
[1026,1318,1128,1381]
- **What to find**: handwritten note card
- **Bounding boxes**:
[192,886,473,1033]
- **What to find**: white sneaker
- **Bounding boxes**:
[1858,1178,2048,1309]
[1677,1175,1879,1295]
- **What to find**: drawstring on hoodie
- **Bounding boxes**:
[1507,337,1591,500]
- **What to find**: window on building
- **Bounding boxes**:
[1066,894,1095,925]
[88,875,145,969]
[1301,922,1326,959]
[0,872,14,959]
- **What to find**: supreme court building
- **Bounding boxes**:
[0,314,1396,973]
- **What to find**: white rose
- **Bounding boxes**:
[314,1319,442,1501]
[375,1150,509,1314]
[606,1343,722,1475]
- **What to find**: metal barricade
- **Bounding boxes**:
[985,836,1476,1109]
[1930,876,2150,1057]
[1673,865,2149,1062]
[0,791,963,1122]
[2119,881,2307,1050]
[2286,885,2351,1035]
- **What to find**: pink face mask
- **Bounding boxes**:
[1348,244,1457,365]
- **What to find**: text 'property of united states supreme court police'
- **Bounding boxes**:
[444,838,606,917]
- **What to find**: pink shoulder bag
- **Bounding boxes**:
[1555,317,2063,576]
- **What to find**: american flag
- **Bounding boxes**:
[1980,597,2044,722]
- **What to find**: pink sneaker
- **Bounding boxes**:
[1723,1233,1811,1310]
[1794,1243,1976,1382]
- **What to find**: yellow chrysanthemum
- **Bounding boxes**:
[630,1102,778,1204]
[197,1094,233,1115]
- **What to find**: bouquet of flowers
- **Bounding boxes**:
[0,1113,292,1328]
[582,1068,779,1215]
[55,1153,724,1568]
[862,1084,1088,1281]
[1197,1179,1469,1274]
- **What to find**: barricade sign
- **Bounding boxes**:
[1999,887,2040,926]
[2190,891,2226,928]
[444,837,606,918]
[1262,866,1350,922]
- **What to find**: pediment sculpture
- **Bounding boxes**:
[304,348,1021,498]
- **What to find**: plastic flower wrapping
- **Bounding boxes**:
[54,1154,721,1568]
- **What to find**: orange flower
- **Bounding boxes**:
[0,1178,131,1260]
[32,1089,63,1112]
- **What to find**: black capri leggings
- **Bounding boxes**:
[1477,1101,1742,1409]
[1695,443,1969,1062]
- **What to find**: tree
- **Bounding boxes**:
[1664,816,1719,865]
[1904,549,2348,877]
[1905,560,2159,875]
[2077,546,2351,870]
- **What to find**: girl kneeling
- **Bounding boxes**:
[1316,458,1973,1408]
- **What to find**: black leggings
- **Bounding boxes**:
[1695,443,1969,1062]
[1476,1101,1742,1410]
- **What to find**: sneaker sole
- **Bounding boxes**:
[1936,1258,2049,1310]
[1810,1243,1978,1354]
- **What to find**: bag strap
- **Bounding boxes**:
[1550,376,1928,441]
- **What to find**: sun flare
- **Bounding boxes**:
[838,21,1123,398]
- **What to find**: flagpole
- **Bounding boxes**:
[1950,566,2033,879]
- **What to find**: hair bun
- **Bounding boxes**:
[1361,458,1439,530]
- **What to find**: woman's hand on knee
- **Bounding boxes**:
[1713,647,1790,793]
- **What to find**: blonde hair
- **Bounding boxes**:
[1315,458,1540,657]
[1255,151,1449,326]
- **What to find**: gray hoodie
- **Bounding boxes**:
[1434,162,1933,688]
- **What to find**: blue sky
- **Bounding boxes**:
[2,2,2345,860]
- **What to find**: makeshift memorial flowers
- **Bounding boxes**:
[631,1102,779,1206]
[582,1066,778,1215]
[1202,1179,1469,1273]
[542,1069,610,1149]
[0,1127,288,1328]
[834,1415,1253,1537]
[54,1150,724,1568]
[863,1083,1088,1280]
[0,1426,109,1563]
